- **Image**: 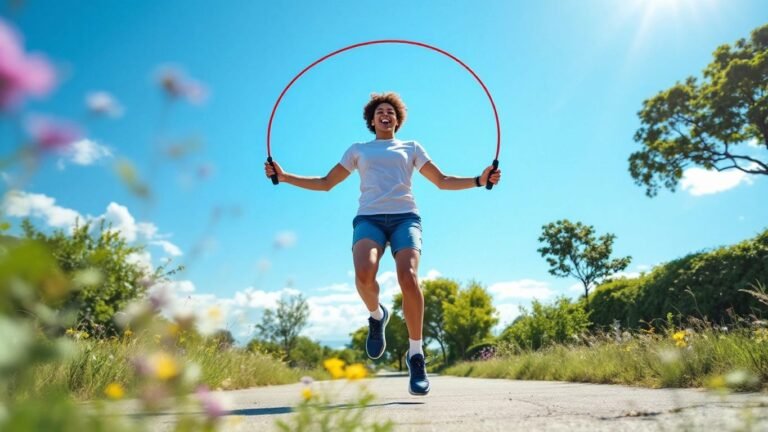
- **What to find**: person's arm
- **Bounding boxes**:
[264,161,351,191]
[419,161,501,190]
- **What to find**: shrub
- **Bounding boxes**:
[499,297,590,350]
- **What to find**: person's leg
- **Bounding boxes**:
[394,248,423,340]
[352,239,384,311]
[390,214,429,395]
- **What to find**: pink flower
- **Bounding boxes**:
[0,19,55,110]
[156,65,208,104]
[26,115,81,152]
[195,385,227,419]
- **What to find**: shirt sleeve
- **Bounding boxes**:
[413,141,431,170]
[339,144,358,172]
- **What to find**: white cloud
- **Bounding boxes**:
[495,303,522,331]
[747,138,760,148]
[61,139,113,166]
[2,190,82,229]
[232,287,300,309]
[680,167,754,196]
[423,269,442,281]
[151,240,183,257]
[489,279,553,300]
[274,231,297,249]
[3,191,182,261]
[101,202,142,242]
[609,271,641,280]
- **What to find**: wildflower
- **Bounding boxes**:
[0,19,55,110]
[300,376,314,385]
[323,358,345,379]
[26,115,82,152]
[156,65,208,104]
[672,330,687,347]
[707,375,726,390]
[86,91,123,117]
[301,387,313,401]
[149,352,179,381]
[104,382,125,400]
[345,363,368,381]
[123,329,133,338]
[65,328,75,336]
[195,386,227,419]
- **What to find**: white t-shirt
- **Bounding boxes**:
[340,139,431,215]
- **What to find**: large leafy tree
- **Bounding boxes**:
[629,24,768,196]
[443,282,498,360]
[255,294,309,360]
[537,220,631,312]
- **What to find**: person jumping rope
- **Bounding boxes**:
[264,92,501,395]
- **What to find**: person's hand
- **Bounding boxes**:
[479,165,501,186]
[264,159,285,182]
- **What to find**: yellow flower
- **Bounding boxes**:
[123,329,133,338]
[65,328,75,336]
[672,330,688,347]
[345,363,368,381]
[104,383,125,400]
[323,358,346,379]
[149,352,179,381]
[301,387,313,401]
[707,375,726,390]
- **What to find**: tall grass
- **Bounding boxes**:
[18,333,325,401]
[445,327,768,391]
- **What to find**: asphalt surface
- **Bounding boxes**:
[140,373,768,431]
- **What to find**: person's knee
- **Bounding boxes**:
[355,262,378,286]
[397,267,419,290]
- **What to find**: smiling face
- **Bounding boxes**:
[373,103,398,134]
[363,92,407,136]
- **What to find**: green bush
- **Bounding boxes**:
[19,219,156,335]
[499,297,590,350]
[590,229,768,328]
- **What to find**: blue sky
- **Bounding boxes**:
[2,0,767,346]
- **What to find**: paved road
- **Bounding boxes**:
[143,373,768,431]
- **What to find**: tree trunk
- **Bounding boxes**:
[583,283,590,313]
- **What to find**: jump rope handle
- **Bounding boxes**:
[267,157,279,185]
[485,159,499,190]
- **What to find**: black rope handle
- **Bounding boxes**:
[485,159,498,190]
[267,156,279,185]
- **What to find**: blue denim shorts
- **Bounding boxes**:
[352,212,422,256]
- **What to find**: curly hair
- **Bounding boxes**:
[363,92,407,134]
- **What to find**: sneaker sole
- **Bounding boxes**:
[365,308,390,360]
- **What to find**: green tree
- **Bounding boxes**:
[629,24,768,197]
[393,279,458,364]
[254,294,309,360]
[20,219,153,335]
[443,282,498,360]
[288,336,326,368]
[537,220,631,313]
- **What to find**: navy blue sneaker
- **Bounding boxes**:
[365,304,389,359]
[405,351,430,395]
